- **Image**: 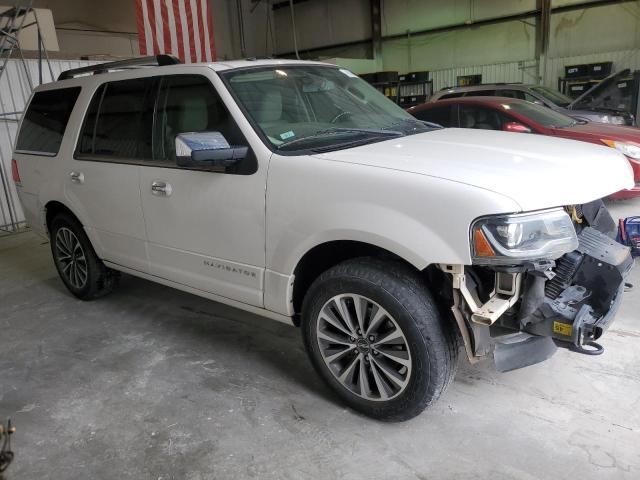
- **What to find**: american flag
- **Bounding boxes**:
[135,0,216,63]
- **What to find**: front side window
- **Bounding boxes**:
[154,75,247,162]
[77,78,154,159]
[16,87,81,155]
[221,66,434,153]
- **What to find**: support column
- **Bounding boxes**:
[535,0,551,85]
[370,0,382,69]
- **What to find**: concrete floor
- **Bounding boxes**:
[1,200,639,480]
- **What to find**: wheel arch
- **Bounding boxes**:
[45,200,83,234]
[290,239,423,324]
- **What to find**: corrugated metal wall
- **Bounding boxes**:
[429,49,638,93]
[430,60,539,92]
[0,58,96,232]
[545,49,640,88]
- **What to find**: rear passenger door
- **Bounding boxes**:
[67,77,155,272]
[138,73,267,307]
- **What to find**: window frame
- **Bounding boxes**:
[73,73,256,175]
[15,86,82,157]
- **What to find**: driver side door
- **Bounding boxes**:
[138,73,267,307]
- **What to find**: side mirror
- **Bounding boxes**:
[175,132,248,170]
[502,122,531,133]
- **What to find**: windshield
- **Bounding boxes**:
[221,65,434,152]
[506,102,576,128]
[530,86,573,107]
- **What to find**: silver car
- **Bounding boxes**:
[429,78,633,125]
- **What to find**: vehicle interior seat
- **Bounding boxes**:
[474,109,497,130]
[162,83,239,159]
[460,110,476,128]
[254,89,284,129]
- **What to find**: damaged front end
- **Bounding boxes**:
[439,200,634,372]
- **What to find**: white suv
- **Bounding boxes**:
[12,56,635,421]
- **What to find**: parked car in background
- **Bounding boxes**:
[569,69,637,126]
[408,96,640,199]
[428,81,633,125]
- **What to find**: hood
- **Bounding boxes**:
[551,123,640,143]
[559,107,621,122]
[569,69,631,112]
[314,128,634,211]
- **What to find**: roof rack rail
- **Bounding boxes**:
[58,54,181,81]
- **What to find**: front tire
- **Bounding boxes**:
[50,213,118,300]
[301,258,458,421]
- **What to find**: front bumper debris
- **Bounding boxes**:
[520,226,633,352]
[442,202,634,372]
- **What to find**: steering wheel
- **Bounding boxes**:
[330,111,352,124]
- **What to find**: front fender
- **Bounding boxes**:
[266,154,521,276]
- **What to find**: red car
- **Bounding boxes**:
[408,97,640,199]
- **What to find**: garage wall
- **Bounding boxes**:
[381,20,535,74]
[272,0,372,56]
[549,2,640,58]
[31,0,244,60]
[272,0,640,88]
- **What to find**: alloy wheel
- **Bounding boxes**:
[55,227,88,289]
[316,294,412,401]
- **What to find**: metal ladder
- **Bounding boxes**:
[0,1,53,87]
[0,1,53,234]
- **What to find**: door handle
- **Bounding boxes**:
[69,171,84,184]
[151,180,172,196]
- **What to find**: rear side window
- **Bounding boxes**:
[438,92,464,100]
[467,89,496,97]
[412,105,455,127]
[77,78,155,159]
[15,87,81,155]
[496,89,525,100]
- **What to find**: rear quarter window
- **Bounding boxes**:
[15,87,81,156]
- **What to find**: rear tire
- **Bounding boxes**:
[50,213,118,300]
[301,257,458,421]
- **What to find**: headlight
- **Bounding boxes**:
[471,209,578,265]
[601,139,640,162]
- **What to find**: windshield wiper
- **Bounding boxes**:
[276,127,403,151]
[310,136,397,153]
[385,118,443,131]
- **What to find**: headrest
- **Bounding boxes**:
[176,96,209,133]
[254,89,282,123]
